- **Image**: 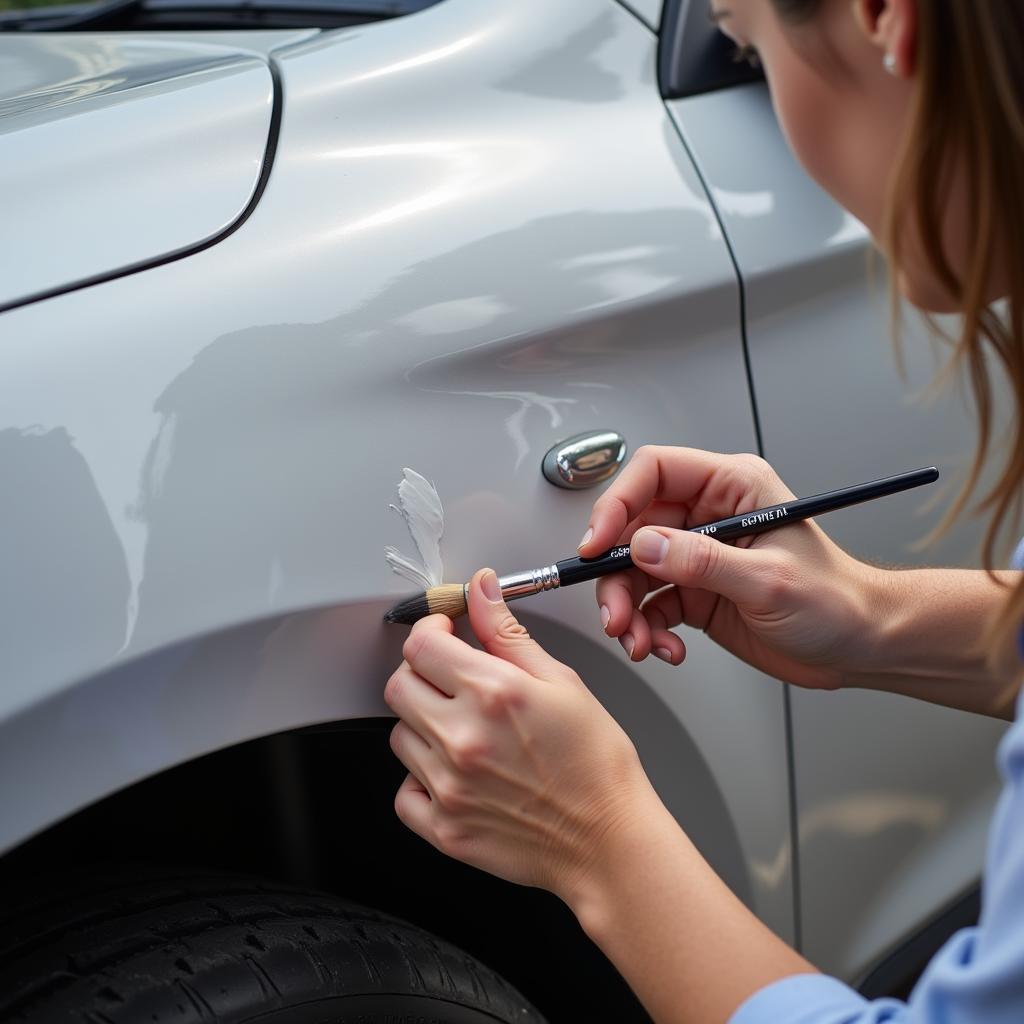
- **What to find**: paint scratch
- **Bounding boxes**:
[385,468,445,589]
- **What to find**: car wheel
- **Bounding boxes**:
[0,868,546,1023]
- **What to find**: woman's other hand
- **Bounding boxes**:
[383,568,661,905]
[579,446,882,689]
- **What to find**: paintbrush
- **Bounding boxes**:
[383,466,939,626]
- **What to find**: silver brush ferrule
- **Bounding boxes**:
[498,564,561,602]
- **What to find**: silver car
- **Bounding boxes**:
[0,0,1007,1020]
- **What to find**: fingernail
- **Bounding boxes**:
[481,569,502,603]
[632,528,668,565]
[600,605,610,632]
[655,647,674,664]
[620,632,635,658]
[578,527,593,551]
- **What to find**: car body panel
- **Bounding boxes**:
[0,33,280,308]
[616,0,661,32]
[668,83,1008,977]
[0,0,797,944]
[105,29,322,56]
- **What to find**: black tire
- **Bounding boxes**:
[0,867,547,1024]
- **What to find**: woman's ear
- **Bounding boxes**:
[852,0,917,76]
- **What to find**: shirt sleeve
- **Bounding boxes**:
[730,687,1024,1024]
[729,973,897,1024]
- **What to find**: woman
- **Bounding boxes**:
[383,1,1024,1020]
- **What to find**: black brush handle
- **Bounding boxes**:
[556,545,634,586]
[555,466,938,586]
[694,466,939,541]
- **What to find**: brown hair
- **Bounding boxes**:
[774,0,1024,661]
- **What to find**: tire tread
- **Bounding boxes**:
[0,871,544,1024]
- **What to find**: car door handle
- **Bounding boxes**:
[542,431,627,489]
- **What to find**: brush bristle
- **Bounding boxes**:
[426,583,468,619]
[383,592,429,625]
[384,584,467,625]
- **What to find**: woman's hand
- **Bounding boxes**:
[579,446,883,690]
[384,565,817,1023]
[383,568,657,905]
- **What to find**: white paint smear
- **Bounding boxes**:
[385,468,445,589]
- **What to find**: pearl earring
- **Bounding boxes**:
[883,52,897,75]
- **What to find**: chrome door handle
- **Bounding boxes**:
[542,431,627,490]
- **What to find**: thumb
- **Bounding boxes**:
[630,526,776,608]
[467,568,569,680]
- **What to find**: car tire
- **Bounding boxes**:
[0,868,546,1023]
